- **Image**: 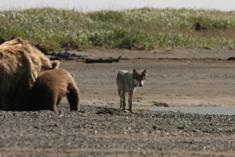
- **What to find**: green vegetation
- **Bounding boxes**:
[0,8,235,52]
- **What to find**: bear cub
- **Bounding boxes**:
[29,68,80,112]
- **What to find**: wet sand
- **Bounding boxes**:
[63,48,235,108]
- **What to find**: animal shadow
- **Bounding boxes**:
[96,107,131,116]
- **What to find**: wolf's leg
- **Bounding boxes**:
[118,89,123,109]
[122,91,126,111]
[128,90,133,113]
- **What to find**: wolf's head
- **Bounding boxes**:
[133,69,147,87]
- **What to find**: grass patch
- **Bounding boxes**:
[0,8,235,51]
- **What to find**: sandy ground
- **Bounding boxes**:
[0,48,235,156]
[63,48,235,108]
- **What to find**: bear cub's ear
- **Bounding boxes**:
[51,60,60,69]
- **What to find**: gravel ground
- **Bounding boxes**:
[0,105,234,157]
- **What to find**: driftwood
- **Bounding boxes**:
[49,52,86,61]
[227,57,235,61]
[85,56,121,63]
[48,52,122,63]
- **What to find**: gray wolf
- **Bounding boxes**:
[116,69,147,112]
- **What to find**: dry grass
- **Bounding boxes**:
[0,8,235,52]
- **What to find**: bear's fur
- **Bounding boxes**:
[0,38,60,110]
[29,69,80,112]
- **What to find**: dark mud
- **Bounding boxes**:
[0,104,234,157]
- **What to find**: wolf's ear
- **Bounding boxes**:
[143,69,147,74]
[133,69,137,74]
[51,60,60,69]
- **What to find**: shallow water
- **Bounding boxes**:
[1,0,235,11]
[153,106,235,115]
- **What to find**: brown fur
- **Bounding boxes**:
[0,38,60,110]
[29,69,80,112]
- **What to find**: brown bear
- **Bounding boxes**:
[0,38,60,110]
[29,68,80,112]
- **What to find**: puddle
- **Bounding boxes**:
[152,106,235,115]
